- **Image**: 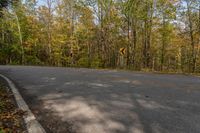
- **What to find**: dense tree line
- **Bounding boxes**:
[0,0,200,73]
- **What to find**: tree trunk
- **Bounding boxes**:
[161,14,166,71]
[186,0,196,73]
[47,0,53,64]
[126,15,130,68]
[14,12,24,64]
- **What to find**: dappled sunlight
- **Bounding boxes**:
[43,94,145,133]
[131,80,142,85]
[40,93,71,100]
[64,81,84,86]
[39,89,191,133]
[175,100,200,107]
[129,126,144,133]
[136,99,174,110]
[1,66,200,133]
[150,123,163,133]
[110,101,134,109]
[88,83,112,88]
[131,80,177,88]
[111,77,131,84]
[42,77,56,82]
[64,82,112,88]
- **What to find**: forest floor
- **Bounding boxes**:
[0,78,26,133]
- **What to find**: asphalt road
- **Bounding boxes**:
[0,66,200,133]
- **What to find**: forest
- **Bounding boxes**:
[0,0,200,73]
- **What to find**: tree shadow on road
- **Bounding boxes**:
[3,68,200,133]
[20,80,200,133]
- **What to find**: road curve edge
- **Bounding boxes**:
[0,74,46,133]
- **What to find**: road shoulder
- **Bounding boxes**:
[0,74,46,133]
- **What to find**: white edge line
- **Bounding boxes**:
[0,74,46,133]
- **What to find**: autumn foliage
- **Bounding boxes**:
[0,0,200,73]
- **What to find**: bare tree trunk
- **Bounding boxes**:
[14,12,24,64]
[161,14,166,71]
[143,1,153,69]
[197,4,200,71]
[186,0,196,73]
[143,20,147,68]
[87,29,91,67]
[46,0,53,64]
[131,18,137,69]
[126,14,130,68]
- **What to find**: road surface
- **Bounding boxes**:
[0,66,200,133]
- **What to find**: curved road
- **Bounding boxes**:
[0,66,200,133]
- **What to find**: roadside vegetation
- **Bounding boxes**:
[0,0,200,74]
[0,80,26,133]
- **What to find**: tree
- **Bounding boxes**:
[0,0,200,73]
